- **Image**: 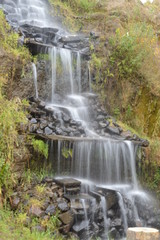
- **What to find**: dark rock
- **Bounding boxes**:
[45,204,56,215]
[109,227,119,239]
[55,127,63,135]
[54,178,81,188]
[36,128,43,134]
[105,126,120,135]
[44,127,52,135]
[48,122,55,130]
[108,209,115,218]
[10,195,20,210]
[45,177,54,183]
[39,100,46,109]
[111,218,122,227]
[66,187,80,195]
[141,139,149,147]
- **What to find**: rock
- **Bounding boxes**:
[111,218,122,227]
[105,126,120,135]
[30,118,37,124]
[126,227,160,240]
[59,211,74,226]
[72,220,89,233]
[108,209,115,218]
[96,115,105,121]
[109,227,119,239]
[44,127,52,135]
[48,123,55,130]
[46,191,54,199]
[31,225,45,232]
[54,178,81,188]
[10,195,20,210]
[66,187,80,195]
[59,224,71,234]
[141,139,149,147]
[29,206,44,218]
[45,177,54,183]
[39,100,45,109]
[45,204,56,215]
[36,128,43,134]
[58,201,69,212]
[63,114,70,123]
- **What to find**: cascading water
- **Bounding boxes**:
[1,0,158,239]
[32,63,38,99]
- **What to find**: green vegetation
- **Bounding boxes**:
[0,10,30,62]
[62,147,72,159]
[0,209,64,240]
[32,139,49,159]
[0,77,28,190]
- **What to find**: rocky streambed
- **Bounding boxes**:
[9,177,160,240]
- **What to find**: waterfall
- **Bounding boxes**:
[77,52,82,93]
[2,0,157,238]
[100,196,109,238]
[32,63,38,99]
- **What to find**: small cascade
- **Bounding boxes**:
[117,192,128,233]
[76,52,82,93]
[100,196,109,238]
[32,63,38,99]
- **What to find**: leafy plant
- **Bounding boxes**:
[32,139,49,159]
[62,147,72,159]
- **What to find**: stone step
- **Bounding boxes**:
[54,178,81,188]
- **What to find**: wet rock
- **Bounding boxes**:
[45,204,56,215]
[66,187,80,195]
[72,220,89,233]
[59,211,74,226]
[44,127,52,135]
[111,218,122,227]
[108,209,115,218]
[63,114,70,123]
[29,206,44,218]
[54,178,81,188]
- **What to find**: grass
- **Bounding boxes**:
[0,209,65,240]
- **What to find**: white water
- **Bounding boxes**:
[100,196,109,238]
[32,63,38,98]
